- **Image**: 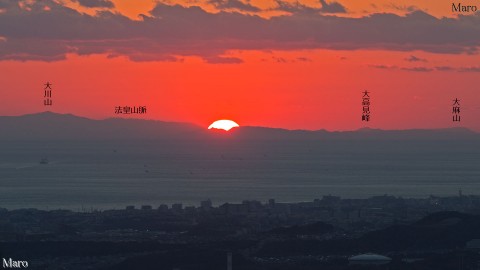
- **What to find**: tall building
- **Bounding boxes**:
[201,199,212,209]
[172,203,183,211]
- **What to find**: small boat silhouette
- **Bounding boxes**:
[39,158,49,165]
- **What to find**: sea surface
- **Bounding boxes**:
[0,140,479,210]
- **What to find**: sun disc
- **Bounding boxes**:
[208,120,239,131]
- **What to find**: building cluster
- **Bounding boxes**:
[1,194,480,269]
[0,193,478,242]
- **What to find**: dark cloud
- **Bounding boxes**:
[261,56,312,63]
[369,65,433,72]
[275,0,346,14]
[296,57,312,62]
[435,66,455,71]
[209,0,260,12]
[273,56,288,63]
[1,1,480,62]
[371,64,480,73]
[204,56,243,63]
[435,65,480,72]
[319,0,346,13]
[74,0,114,8]
[387,3,417,13]
[369,64,397,70]
[405,55,427,62]
[400,67,433,72]
[0,38,71,61]
[274,0,319,14]
[459,66,480,72]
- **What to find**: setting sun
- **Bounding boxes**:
[208,120,240,131]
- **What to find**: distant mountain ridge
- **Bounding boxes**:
[0,111,203,141]
[0,111,477,141]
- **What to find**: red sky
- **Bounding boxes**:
[0,0,479,131]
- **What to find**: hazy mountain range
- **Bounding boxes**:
[0,111,477,141]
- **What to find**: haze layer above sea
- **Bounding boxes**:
[0,112,478,210]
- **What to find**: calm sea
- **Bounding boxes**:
[0,140,479,210]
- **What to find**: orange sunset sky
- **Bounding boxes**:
[0,0,479,131]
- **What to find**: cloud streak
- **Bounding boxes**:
[0,1,480,62]
[74,0,114,8]
[208,0,260,12]
[404,55,427,62]
[274,0,346,14]
[370,64,480,73]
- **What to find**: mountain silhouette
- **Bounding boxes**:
[0,111,477,141]
[0,111,203,141]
